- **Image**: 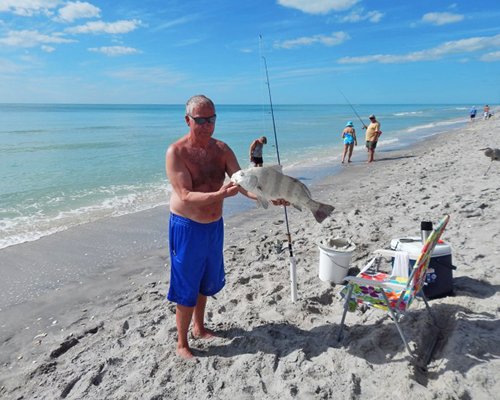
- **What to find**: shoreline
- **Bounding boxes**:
[0,106,471,251]
[1,115,499,399]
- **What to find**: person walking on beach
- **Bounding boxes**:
[363,114,382,163]
[341,121,357,163]
[165,95,286,359]
[470,106,477,122]
[249,136,267,167]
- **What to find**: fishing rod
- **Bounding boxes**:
[259,35,298,302]
[338,88,367,128]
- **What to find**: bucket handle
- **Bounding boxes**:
[327,257,351,270]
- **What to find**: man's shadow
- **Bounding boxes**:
[202,301,499,384]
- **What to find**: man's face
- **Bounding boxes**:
[186,103,216,138]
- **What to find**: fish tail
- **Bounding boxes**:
[309,200,335,223]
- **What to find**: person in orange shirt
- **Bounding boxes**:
[363,114,382,163]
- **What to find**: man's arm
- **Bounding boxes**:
[375,123,382,139]
[249,140,257,159]
[166,145,238,205]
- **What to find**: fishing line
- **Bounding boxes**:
[338,88,367,128]
[259,35,298,302]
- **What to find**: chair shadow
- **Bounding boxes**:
[409,303,500,386]
[201,303,499,386]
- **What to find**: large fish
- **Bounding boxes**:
[231,166,334,223]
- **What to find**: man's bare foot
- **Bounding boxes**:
[177,346,194,359]
[192,328,217,340]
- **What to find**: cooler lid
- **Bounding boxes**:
[390,237,452,259]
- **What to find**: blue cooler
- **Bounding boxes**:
[390,238,455,299]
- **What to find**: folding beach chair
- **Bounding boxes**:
[337,215,450,357]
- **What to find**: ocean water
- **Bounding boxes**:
[0,103,469,249]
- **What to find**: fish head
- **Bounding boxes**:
[231,169,258,191]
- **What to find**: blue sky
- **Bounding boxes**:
[0,0,499,104]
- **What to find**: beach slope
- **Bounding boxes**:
[1,117,499,399]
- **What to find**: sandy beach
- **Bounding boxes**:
[1,115,499,399]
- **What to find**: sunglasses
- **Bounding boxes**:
[188,114,217,125]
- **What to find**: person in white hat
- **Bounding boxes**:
[364,114,382,163]
[341,121,357,163]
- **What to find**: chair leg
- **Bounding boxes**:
[420,290,437,326]
[381,291,413,356]
[337,285,354,342]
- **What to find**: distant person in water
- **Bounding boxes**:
[470,106,477,122]
[341,121,357,163]
[363,114,382,163]
[249,136,267,167]
[483,105,490,120]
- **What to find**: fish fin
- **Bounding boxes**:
[292,204,302,212]
[288,176,311,197]
[257,196,269,209]
[248,175,259,187]
[268,164,283,172]
[294,177,311,197]
[311,202,335,223]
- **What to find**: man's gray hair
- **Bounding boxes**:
[186,95,215,115]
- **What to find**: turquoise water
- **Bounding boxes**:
[0,103,470,249]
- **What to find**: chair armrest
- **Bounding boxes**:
[373,249,398,258]
[345,275,408,291]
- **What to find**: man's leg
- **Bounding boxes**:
[176,304,195,358]
[192,294,216,338]
[368,148,374,163]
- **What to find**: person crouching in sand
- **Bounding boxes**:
[165,95,287,359]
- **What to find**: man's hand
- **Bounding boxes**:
[220,181,240,198]
[271,199,290,206]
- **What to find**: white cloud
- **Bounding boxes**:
[277,0,359,14]
[41,44,55,52]
[56,1,100,23]
[341,9,384,23]
[422,12,464,26]
[66,19,141,34]
[275,31,350,49]
[0,0,59,16]
[88,46,139,56]
[107,67,185,85]
[480,51,500,62]
[152,16,197,32]
[338,33,500,64]
[0,30,75,47]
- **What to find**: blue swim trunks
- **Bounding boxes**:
[167,213,225,307]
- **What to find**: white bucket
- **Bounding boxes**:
[318,238,356,283]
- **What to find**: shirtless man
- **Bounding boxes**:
[166,95,284,358]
